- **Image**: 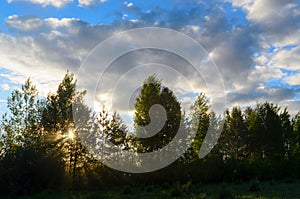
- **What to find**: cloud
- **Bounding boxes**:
[248,65,284,83]
[6,15,42,31]
[0,84,10,91]
[125,2,133,7]
[284,73,300,86]
[230,0,300,23]
[7,0,73,8]
[271,46,300,71]
[78,0,107,7]
[230,0,300,45]
[7,0,109,7]
[1,15,118,96]
[1,0,300,120]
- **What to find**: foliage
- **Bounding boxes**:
[220,107,248,160]
[1,79,42,153]
[186,93,210,161]
[2,73,300,196]
[134,74,181,152]
[249,179,260,192]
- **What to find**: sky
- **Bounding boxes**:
[0,0,300,123]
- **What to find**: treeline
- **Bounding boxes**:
[1,72,300,196]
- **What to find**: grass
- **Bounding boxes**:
[2,179,300,199]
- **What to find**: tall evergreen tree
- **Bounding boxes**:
[279,107,292,157]
[41,71,91,189]
[220,107,248,160]
[134,75,181,152]
[1,78,42,153]
[98,106,127,147]
[290,112,300,157]
[245,102,285,160]
[188,93,210,160]
[0,79,64,194]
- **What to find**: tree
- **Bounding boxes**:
[134,75,181,152]
[106,111,127,146]
[220,107,248,160]
[259,102,285,159]
[245,102,285,160]
[97,106,128,153]
[41,71,81,133]
[134,75,161,129]
[159,87,181,146]
[290,112,300,157]
[41,71,91,190]
[244,106,260,161]
[279,107,292,158]
[1,78,42,153]
[188,93,210,161]
[0,79,64,195]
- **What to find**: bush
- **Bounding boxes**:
[170,187,181,197]
[170,183,182,197]
[122,185,132,195]
[248,179,260,192]
[198,192,207,199]
[218,184,234,199]
[162,182,170,189]
[145,185,154,192]
[181,181,192,193]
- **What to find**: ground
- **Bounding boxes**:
[4,179,300,199]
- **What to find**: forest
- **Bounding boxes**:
[1,71,300,197]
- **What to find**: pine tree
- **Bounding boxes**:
[188,93,210,160]
[1,78,42,153]
[220,107,248,160]
[134,75,181,152]
[41,71,91,189]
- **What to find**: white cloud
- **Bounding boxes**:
[78,0,106,7]
[230,0,299,24]
[284,73,300,86]
[1,0,300,120]
[7,0,73,8]
[271,47,300,71]
[248,65,284,83]
[0,84,10,91]
[7,0,108,7]
[6,15,42,31]
[126,2,133,7]
[1,16,116,96]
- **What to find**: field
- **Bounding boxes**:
[5,179,300,199]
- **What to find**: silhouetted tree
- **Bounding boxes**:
[134,75,181,152]
[41,71,91,190]
[220,107,248,160]
[188,93,210,161]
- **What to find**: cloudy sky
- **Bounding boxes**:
[0,0,300,121]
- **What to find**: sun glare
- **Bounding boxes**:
[68,129,75,140]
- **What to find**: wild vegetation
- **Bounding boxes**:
[1,72,300,197]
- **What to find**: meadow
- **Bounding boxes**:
[7,179,300,199]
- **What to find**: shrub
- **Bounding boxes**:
[162,182,170,189]
[181,181,192,193]
[122,185,132,195]
[249,179,260,192]
[217,184,234,199]
[198,192,207,199]
[170,183,182,197]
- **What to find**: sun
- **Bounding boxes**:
[68,129,75,140]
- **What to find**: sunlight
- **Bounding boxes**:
[68,129,75,140]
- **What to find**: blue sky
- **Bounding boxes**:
[0,0,300,119]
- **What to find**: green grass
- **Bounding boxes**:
[2,180,300,199]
